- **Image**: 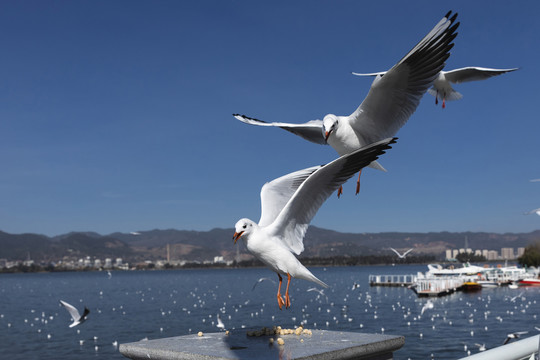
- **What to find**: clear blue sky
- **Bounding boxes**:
[1,1,539,237]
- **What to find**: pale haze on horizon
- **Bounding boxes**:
[1,1,539,237]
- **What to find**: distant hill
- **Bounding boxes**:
[0,227,539,263]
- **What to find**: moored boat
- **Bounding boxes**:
[518,278,540,286]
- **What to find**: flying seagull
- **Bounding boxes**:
[390,247,413,259]
[525,208,540,216]
[503,331,528,345]
[233,138,396,309]
[59,300,90,328]
[233,12,458,196]
[354,67,518,108]
[251,277,276,291]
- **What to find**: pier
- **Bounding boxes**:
[410,277,465,297]
[369,274,415,287]
[119,330,405,360]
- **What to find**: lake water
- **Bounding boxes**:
[0,265,538,360]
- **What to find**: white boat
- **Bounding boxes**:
[427,263,488,276]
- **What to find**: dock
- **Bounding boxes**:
[119,330,405,360]
[369,274,415,287]
[410,277,465,297]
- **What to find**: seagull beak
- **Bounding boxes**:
[233,231,244,244]
[324,130,331,142]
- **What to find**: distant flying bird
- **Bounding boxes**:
[233,138,395,309]
[503,331,528,345]
[251,277,276,291]
[233,12,458,195]
[421,300,434,315]
[509,292,524,302]
[59,300,90,328]
[130,232,141,236]
[390,247,413,259]
[353,67,518,108]
[216,314,225,330]
[525,208,540,216]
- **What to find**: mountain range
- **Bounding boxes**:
[1,227,539,264]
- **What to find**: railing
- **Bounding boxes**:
[457,335,539,360]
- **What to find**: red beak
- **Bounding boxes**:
[233,231,244,244]
[324,130,331,142]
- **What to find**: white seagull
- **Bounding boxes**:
[390,247,413,259]
[525,208,540,216]
[233,12,458,195]
[503,331,528,345]
[59,300,90,328]
[354,67,518,108]
[233,138,396,309]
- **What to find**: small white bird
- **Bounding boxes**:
[421,300,434,315]
[234,12,458,195]
[475,343,487,352]
[390,247,413,259]
[216,314,225,330]
[59,300,90,328]
[354,67,518,108]
[233,138,395,309]
[503,331,528,344]
[251,277,276,291]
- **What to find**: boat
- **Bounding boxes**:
[518,278,540,286]
[477,280,498,288]
[427,263,488,276]
[461,281,482,292]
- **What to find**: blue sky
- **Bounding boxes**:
[1,1,539,237]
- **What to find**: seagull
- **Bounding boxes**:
[59,300,90,328]
[390,247,413,259]
[475,343,487,352]
[525,208,540,216]
[233,12,458,195]
[503,331,528,345]
[354,67,518,108]
[421,300,434,315]
[216,314,225,330]
[251,277,276,291]
[233,138,395,309]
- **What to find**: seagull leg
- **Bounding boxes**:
[355,169,363,195]
[435,90,439,105]
[337,186,343,198]
[284,273,292,309]
[442,97,446,109]
[276,273,285,310]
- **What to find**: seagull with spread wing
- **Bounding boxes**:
[59,300,90,328]
[233,138,395,309]
[390,247,414,259]
[234,12,458,196]
[353,67,518,108]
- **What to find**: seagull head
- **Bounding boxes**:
[233,218,255,244]
[322,114,338,142]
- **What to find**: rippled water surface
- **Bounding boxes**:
[0,265,538,359]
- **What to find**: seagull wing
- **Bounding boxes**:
[443,67,518,84]
[403,248,414,256]
[348,12,458,142]
[59,300,81,322]
[351,71,387,77]
[259,166,320,227]
[233,114,326,145]
[268,138,396,254]
[389,247,402,257]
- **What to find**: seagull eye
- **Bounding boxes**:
[242,224,247,229]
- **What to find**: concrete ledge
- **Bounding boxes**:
[119,330,405,360]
